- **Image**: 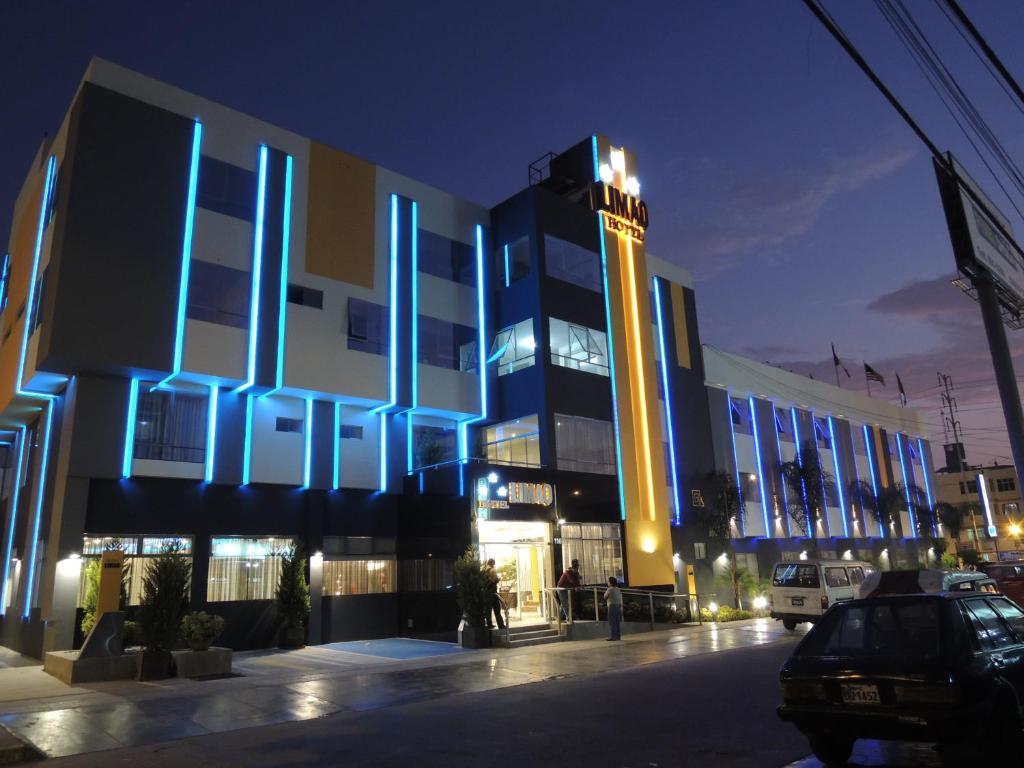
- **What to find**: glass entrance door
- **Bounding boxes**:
[478,520,552,625]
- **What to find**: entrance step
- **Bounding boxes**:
[493,622,563,649]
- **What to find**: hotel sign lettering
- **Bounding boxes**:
[590,182,648,242]
[507,482,554,506]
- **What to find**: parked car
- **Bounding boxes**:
[857,568,999,598]
[770,560,875,630]
[979,561,1024,605]
[778,591,1024,766]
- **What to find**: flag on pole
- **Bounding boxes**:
[831,344,851,377]
[864,363,885,385]
[897,374,907,406]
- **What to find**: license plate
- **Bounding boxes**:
[791,597,804,606]
[841,683,880,705]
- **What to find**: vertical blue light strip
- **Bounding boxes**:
[0,253,10,313]
[748,397,770,537]
[917,437,936,534]
[863,425,883,536]
[155,121,203,390]
[503,244,510,288]
[204,385,218,483]
[727,393,744,536]
[378,194,399,412]
[827,416,849,537]
[241,394,254,485]
[458,223,489,464]
[791,408,811,536]
[895,433,917,537]
[411,201,418,410]
[0,427,27,616]
[407,416,414,474]
[652,279,681,526]
[274,154,293,393]
[810,412,831,537]
[17,155,57,394]
[23,404,54,618]
[597,212,627,521]
[332,402,340,491]
[121,378,139,479]
[978,472,996,537]
[237,146,268,394]
[773,407,791,536]
[379,412,388,492]
[303,397,313,488]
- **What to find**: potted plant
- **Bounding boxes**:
[136,542,191,680]
[453,549,490,648]
[276,541,310,649]
[181,611,225,652]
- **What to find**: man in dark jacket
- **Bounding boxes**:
[556,559,581,621]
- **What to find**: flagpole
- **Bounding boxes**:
[835,364,840,388]
[865,368,871,398]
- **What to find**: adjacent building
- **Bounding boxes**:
[0,59,939,657]
[934,457,1024,561]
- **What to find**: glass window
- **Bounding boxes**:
[286,284,323,309]
[418,315,476,371]
[77,535,192,607]
[554,413,615,475]
[497,236,530,287]
[197,155,257,221]
[275,417,303,434]
[997,478,1016,492]
[347,298,388,356]
[801,600,941,658]
[206,537,292,602]
[29,268,46,334]
[548,318,609,376]
[419,229,475,286]
[742,472,761,504]
[560,523,623,585]
[412,419,458,469]
[814,418,831,451]
[134,385,208,464]
[484,415,540,467]
[340,425,363,440]
[963,599,1016,650]
[400,559,453,592]
[990,598,1024,643]
[775,407,793,443]
[187,260,250,329]
[772,563,821,588]
[544,234,601,292]
[322,559,397,596]
[0,252,10,315]
[488,318,535,376]
[824,567,851,588]
[694,542,707,560]
[848,566,866,586]
[730,398,751,435]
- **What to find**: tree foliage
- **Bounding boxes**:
[453,548,490,628]
[276,541,311,631]
[779,442,833,537]
[694,471,742,541]
[137,542,191,651]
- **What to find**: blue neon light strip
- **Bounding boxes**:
[457,224,489,464]
[379,412,388,492]
[748,397,770,537]
[827,416,849,537]
[303,397,313,488]
[155,121,203,390]
[0,427,27,616]
[503,244,510,288]
[727,393,744,536]
[978,472,996,536]
[407,415,414,474]
[791,408,811,535]
[591,134,600,179]
[332,402,340,491]
[121,378,140,479]
[204,385,218,483]
[917,438,935,532]
[895,433,917,537]
[242,394,254,485]
[652,279,681,526]
[597,213,627,521]
[411,202,418,410]
[237,146,268,394]
[375,194,400,416]
[810,412,831,537]
[22,404,54,618]
[773,407,791,536]
[0,253,10,314]
[863,425,883,536]
[274,154,293,393]
[17,156,57,395]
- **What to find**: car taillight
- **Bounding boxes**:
[782,680,827,702]
[821,595,829,610]
[894,684,958,706]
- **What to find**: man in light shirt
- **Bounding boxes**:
[604,576,623,641]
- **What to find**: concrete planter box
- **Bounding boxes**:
[44,650,136,685]
[171,647,232,678]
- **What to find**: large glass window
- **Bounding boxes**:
[78,535,192,607]
[554,413,615,475]
[400,559,453,592]
[496,236,530,287]
[187,261,250,329]
[730,398,752,436]
[418,229,475,286]
[544,235,601,292]
[347,298,388,356]
[322,559,397,596]
[548,318,608,376]
[134,385,208,464]
[489,318,535,376]
[560,523,623,585]
[484,415,540,467]
[412,418,458,469]
[207,537,292,602]
[197,156,257,221]
[418,315,476,371]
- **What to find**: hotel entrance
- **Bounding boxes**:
[477,520,553,625]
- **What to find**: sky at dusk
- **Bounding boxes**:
[2,0,1024,467]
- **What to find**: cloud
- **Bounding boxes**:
[678,145,916,278]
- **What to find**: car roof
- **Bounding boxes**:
[772,560,873,567]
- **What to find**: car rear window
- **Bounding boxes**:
[773,564,820,588]
[798,600,942,658]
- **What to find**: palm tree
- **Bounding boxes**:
[862,482,931,538]
[779,441,833,538]
[695,470,742,541]
[934,502,974,552]
[848,479,878,536]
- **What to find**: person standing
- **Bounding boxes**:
[604,576,623,641]
[556,559,582,621]
[482,558,505,630]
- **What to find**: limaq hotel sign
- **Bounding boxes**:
[590,147,649,242]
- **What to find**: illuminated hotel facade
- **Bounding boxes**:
[0,60,937,656]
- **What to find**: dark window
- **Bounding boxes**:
[196,156,257,221]
[134,385,208,463]
[340,425,363,440]
[347,298,388,356]
[772,564,820,588]
[496,236,530,287]
[848,567,866,586]
[966,480,978,494]
[187,260,250,329]
[412,423,457,468]
[46,163,61,226]
[801,600,941,658]
[731,402,742,427]
[418,315,476,371]
[997,478,1016,492]
[813,418,831,450]
[730,398,751,435]
[824,567,850,588]
[286,284,323,309]
[276,417,303,434]
[544,235,601,292]
[963,598,1016,650]
[0,253,9,315]
[418,230,475,286]
[29,267,46,334]
[990,598,1024,643]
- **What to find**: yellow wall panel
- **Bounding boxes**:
[669,282,691,369]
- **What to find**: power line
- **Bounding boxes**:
[941,0,1024,112]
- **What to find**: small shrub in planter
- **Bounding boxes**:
[181,612,225,652]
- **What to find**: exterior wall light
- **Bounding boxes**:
[487,472,498,484]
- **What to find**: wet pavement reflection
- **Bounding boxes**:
[786,739,944,767]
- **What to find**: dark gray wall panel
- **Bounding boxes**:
[310,399,334,490]
[68,375,129,480]
[212,389,245,486]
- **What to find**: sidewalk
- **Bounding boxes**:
[0,618,798,759]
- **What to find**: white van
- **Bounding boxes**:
[770,560,875,630]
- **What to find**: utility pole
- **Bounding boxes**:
[939,372,978,545]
